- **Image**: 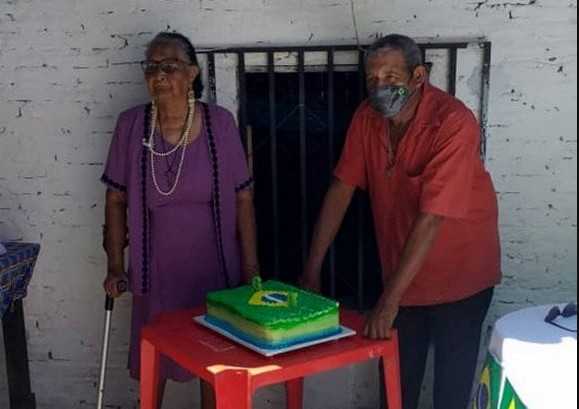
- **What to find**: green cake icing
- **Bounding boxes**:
[206,280,340,349]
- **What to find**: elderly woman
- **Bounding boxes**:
[101,32,259,407]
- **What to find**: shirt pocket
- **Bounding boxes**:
[390,168,423,213]
[405,173,423,206]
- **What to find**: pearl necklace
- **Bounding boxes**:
[143,98,195,196]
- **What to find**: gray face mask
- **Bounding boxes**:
[369,85,412,118]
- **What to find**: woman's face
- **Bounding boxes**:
[144,43,199,103]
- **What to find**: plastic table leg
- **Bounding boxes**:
[286,377,304,409]
[381,334,403,409]
[214,370,253,409]
[140,338,161,409]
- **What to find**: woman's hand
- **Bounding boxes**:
[103,272,128,298]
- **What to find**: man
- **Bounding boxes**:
[301,34,501,409]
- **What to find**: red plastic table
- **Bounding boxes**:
[140,308,402,409]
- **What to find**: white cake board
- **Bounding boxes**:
[194,315,356,357]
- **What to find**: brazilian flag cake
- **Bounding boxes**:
[206,277,341,349]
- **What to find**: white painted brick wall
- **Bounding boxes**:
[0,0,576,408]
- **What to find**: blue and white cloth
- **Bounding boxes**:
[0,242,40,318]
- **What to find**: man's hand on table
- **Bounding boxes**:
[364,294,401,340]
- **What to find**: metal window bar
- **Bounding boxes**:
[421,48,427,67]
[207,52,217,104]
[268,52,281,278]
[356,51,366,312]
[480,41,492,161]
[298,50,308,270]
[448,48,458,97]
[327,49,337,299]
[237,52,248,149]
[199,40,492,309]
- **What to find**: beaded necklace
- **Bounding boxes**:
[142,97,195,196]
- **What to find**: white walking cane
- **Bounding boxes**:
[97,281,127,409]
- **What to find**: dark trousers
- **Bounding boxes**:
[383,288,494,409]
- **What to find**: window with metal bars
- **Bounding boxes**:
[199,41,492,310]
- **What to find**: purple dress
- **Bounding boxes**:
[101,103,252,381]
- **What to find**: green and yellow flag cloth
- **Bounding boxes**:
[474,354,502,409]
[473,354,527,409]
[500,380,527,409]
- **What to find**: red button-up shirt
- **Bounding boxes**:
[335,83,501,306]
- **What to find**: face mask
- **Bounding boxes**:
[369,85,413,118]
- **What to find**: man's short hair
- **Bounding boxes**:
[366,34,424,72]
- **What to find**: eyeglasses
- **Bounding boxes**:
[544,303,577,333]
[140,60,192,76]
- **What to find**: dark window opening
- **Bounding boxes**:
[246,71,383,309]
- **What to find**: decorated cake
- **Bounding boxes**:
[205,278,341,349]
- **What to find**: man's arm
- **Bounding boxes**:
[302,178,356,291]
[365,212,443,339]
